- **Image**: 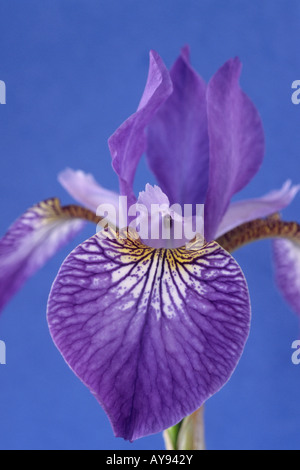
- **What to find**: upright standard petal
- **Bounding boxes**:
[58,168,120,220]
[108,51,173,206]
[273,238,300,317]
[146,47,209,207]
[216,181,300,238]
[205,58,265,241]
[0,199,91,313]
[48,228,251,441]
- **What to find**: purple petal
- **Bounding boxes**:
[133,184,204,249]
[205,58,265,241]
[48,229,250,441]
[216,181,300,238]
[273,239,300,317]
[133,184,178,248]
[108,51,173,207]
[0,199,86,313]
[58,168,120,215]
[146,46,209,207]
[137,183,170,210]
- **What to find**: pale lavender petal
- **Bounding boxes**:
[146,46,209,207]
[205,58,265,241]
[273,239,300,316]
[137,183,170,210]
[48,229,250,441]
[108,51,173,207]
[0,199,86,313]
[133,184,175,248]
[58,168,120,218]
[132,184,204,249]
[216,181,300,238]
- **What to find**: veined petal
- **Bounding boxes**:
[47,228,250,441]
[205,58,265,241]
[146,46,209,207]
[273,239,300,317]
[0,199,90,313]
[216,181,300,238]
[58,168,120,217]
[108,51,173,206]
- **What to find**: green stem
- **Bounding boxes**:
[163,422,182,450]
[163,407,205,450]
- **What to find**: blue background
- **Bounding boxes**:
[0,0,300,450]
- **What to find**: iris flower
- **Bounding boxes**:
[1,47,300,448]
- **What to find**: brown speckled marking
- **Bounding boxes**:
[216,214,300,253]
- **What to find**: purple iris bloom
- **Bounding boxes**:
[0,47,299,444]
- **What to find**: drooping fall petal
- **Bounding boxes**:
[216,181,300,238]
[205,57,265,241]
[108,51,173,207]
[0,199,90,313]
[273,238,300,317]
[47,228,251,441]
[146,46,209,207]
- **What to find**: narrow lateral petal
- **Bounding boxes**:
[108,51,173,206]
[216,181,300,238]
[205,58,265,241]
[0,199,89,313]
[273,239,300,317]
[59,168,120,215]
[146,47,209,207]
[48,228,251,441]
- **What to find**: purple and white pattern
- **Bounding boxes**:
[1,47,300,443]
[273,239,300,317]
[48,229,250,440]
[0,198,86,312]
